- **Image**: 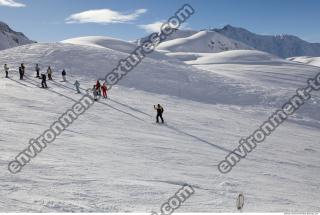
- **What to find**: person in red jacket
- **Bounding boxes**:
[101,82,108,99]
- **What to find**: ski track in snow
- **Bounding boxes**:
[0,42,319,212]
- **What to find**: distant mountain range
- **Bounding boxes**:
[138,25,320,58]
[1,20,320,59]
[214,25,320,58]
[0,21,35,50]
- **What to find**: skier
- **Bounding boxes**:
[19,67,24,80]
[74,80,81,93]
[41,73,47,88]
[96,80,101,96]
[154,104,164,123]
[61,69,66,82]
[47,66,53,80]
[35,64,40,78]
[101,82,108,99]
[4,64,9,78]
[92,85,98,101]
[21,63,25,74]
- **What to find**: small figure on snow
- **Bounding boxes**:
[154,104,164,123]
[41,73,48,88]
[74,80,81,93]
[35,64,40,78]
[96,80,101,96]
[92,85,99,101]
[4,64,9,78]
[21,63,25,73]
[47,66,53,80]
[19,67,24,80]
[61,69,67,82]
[101,82,108,99]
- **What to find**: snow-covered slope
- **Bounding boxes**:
[1,41,320,212]
[0,42,270,106]
[160,29,198,41]
[61,36,173,61]
[137,25,320,58]
[214,25,320,58]
[287,56,320,67]
[156,30,253,53]
[61,36,138,54]
[165,48,320,125]
[168,50,289,65]
[136,29,198,45]
[0,21,34,50]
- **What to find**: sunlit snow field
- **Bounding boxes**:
[0,37,319,212]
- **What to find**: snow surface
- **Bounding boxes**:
[0,39,320,212]
[288,56,320,67]
[135,29,198,45]
[61,36,138,54]
[167,50,290,65]
[61,36,174,62]
[137,25,320,58]
[156,30,252,53]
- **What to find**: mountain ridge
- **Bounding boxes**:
[136,25,320,58]
[213,25,320,58]
[0,21,35,50]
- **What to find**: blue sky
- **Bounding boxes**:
[0,0,319,43]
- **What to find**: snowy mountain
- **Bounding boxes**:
[61,36,174,61]
[62,36,138,54]
[156,30,253,53]
[214,25,320,58]
[1,37,320,212]
[137,26,320,58]
[135,29,198,45]
[0,21,34,50]
[168,50,289,65]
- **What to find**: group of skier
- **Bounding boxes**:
[92,80,108,100]
[37,65,66,88]
[5,63,27,80]
[3,63,165,123]
[3,63,71,89]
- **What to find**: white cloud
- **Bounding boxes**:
[138,21,165,33]
[139,21,189,33]
[66,8,147,24]
[0,0,25,7]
